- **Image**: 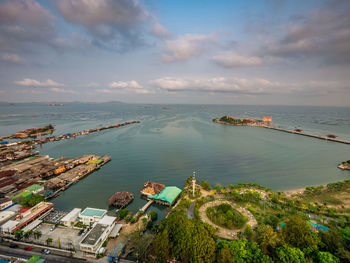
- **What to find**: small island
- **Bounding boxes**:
[338,160,350,170]
[213,115,272,126]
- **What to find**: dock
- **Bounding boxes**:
[264,126,350,145]
[140,200,154,212]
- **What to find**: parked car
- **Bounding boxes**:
[50,225,56,231]
[24,246,32,251]
[9,243,18,248]
[41,249,51,254]
[78,229,84,236]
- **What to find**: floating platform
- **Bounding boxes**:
[108,191,134,208]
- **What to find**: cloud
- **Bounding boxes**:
[0,0,54,27]
[97,80,152,94]
[212,52,263,68]
[109,80,143,89]
[149,23,171,39]
[150,77,347,95]
[163,34,217,62]
[50,87,76,94]
[54,0,149,50]
[0,0,81,55]
[263,2,350,64]
[1,53,25,64]
[14,78,65,87]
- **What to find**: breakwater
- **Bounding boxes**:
[214,119,350,145]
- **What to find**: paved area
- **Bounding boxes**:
[186,201,195,219]
[198,200,257,240]
[32,223,84,250]
[0,244,87,263]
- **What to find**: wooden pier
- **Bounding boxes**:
[263,126,350,145]
[140,200,154,212]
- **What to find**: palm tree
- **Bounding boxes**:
[23,230,32,239]
[46,237,53,246]
[14,230,24,240]
[34,230,42,239]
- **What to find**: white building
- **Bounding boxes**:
[60,208,81,227]
[79,215,116,254]
[1,220,19,234]
[0,210,15,224]
[78,207,107,226]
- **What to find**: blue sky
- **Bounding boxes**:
[0,0,349,105]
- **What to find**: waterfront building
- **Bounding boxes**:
[79,215,116,254]
[78,207,107,225]
[148,186,182,206]
[60,208,82,227]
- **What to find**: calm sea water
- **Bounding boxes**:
[0,103,349,213]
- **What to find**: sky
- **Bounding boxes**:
[0,0,349,106]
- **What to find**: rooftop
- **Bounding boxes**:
[98,215,116,226]
[61,208,81,222]
[81,207,106,218]
[81,223,107,246]
[148,186,182,204]
[25,184,44,192]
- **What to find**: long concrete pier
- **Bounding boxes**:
[263,126,350,145]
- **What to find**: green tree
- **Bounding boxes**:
[128,230,154,261]
[153,213,216,263]
[217,245,234,263]
[117,208,129,219]
[23,230,32,239]
[340,227,350,250]
[316,251,340,263]
[282,215,317,250]
[218,239,273,263]
[21,194,44,208]
[46,237,53,246]
[255,224,280,255]
[276,246,306,263]
[200,181,211,191]
[243,224,254,241]
[14,229,24,240]
[33,230,42,239]
[150,210,158,222]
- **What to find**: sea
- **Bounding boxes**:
[0,103,349,216]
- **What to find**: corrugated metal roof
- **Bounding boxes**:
[148,186,182,204]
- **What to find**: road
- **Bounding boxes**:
[0,245,87,263]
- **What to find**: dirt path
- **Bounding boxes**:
[198,200,257,240]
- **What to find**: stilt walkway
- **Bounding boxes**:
[140,200,154,212]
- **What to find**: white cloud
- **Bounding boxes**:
[1,53,25,64]
[109,80,143,89]
[14,78,65,87]
[212,52,263,68]
[50,87,76,94]
[163,34,217,62]
[97,80,152,94]
[149,23,171,38]
[150,77,346,95]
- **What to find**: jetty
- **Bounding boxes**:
[140,200,154,212]
[213,116,350,145]
[263,126,350,145]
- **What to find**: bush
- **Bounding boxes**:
[206,203,247,229]
[200,181,211,191]
[150,210,158,222]
[117,208,129,219]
